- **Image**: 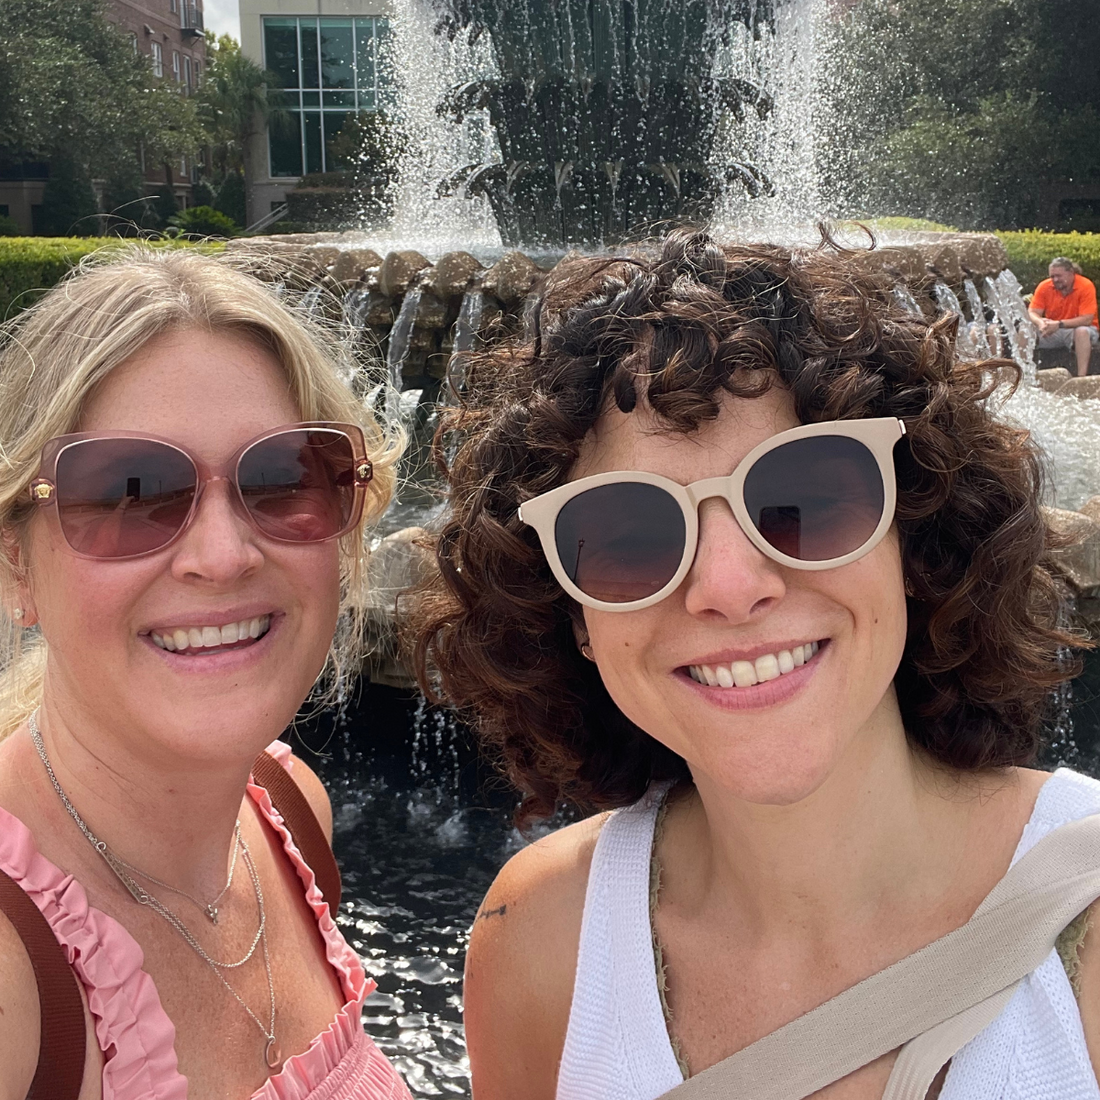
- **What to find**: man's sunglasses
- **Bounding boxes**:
[29,423,374,560]
[519,418,906,612]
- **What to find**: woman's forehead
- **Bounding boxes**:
[572,386,799,481]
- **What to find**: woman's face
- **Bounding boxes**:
[575,385,909,806]
[19,327,341,763]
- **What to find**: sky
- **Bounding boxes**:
[203,0,241,43]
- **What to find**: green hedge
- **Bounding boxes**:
[0,237,224,323]
[996,231,1100,292]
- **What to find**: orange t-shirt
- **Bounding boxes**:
[1032,274,1099,329]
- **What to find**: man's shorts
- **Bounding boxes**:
[1037,326,1100,350]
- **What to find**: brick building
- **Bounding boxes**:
[104,0,207,207]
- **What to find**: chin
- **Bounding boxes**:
[692,737,844,807]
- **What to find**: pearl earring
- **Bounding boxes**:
[11,608,22,621]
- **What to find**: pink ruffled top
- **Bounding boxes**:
[0,740,412,1100]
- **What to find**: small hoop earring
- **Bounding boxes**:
[580,642,595,662]
[11,608,22,621]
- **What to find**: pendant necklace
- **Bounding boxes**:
[29,712,281,1068]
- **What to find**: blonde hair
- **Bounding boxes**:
[0,245,403,737]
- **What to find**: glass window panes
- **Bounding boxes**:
[321,20,354,88]
[263,15,392,177]
[300,21,320,91]
[263,18,299,89]
[269,111,303,177]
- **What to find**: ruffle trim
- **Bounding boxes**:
[0,802,188,1099]
[0,740,407,1100]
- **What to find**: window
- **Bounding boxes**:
[172,50,180,82]
[262,16,393,178]
[184,56,192,88]
[194,60,202,86]
[170,0,178,12]
[151,41,163,78]
[129,32,138,55]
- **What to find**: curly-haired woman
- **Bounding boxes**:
[415,229,1100,1099]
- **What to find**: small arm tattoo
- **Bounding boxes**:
[476,903,508,923]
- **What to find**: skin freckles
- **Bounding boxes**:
[574,385,909,807]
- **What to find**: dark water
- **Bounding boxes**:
[301,645,1100,1098]
[304,688,519,1098]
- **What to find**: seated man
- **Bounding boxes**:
[1028,256,1099,376]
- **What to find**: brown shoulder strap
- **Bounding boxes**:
[251,750,342,915]
[0,868,86,1100]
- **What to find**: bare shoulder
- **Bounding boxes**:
[288,753,333,844]
[464,811,610,1100]
[0,907,40,1100]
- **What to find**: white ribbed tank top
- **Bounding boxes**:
[555,768,1100,1100]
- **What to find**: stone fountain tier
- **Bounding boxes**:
[226,230,1013,389]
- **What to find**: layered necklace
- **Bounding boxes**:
[29,712,281,1068]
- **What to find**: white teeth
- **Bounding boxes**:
[731,660,757,688]
[151,615,270,653]
[755,653,780,682]
[689,641,821,690]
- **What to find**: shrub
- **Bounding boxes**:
[997,230,1100,291]
[0,238,223,321]
[169,205,240,238]
[0,216,21,237]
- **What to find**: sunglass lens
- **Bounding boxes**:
[743,435,884,562]
[237,429,356,542]
[554,482,686,603]
[55,439,197,557]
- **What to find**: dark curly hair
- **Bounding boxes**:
[411,228,1081,824]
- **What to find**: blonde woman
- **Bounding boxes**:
[0,248,412,1099]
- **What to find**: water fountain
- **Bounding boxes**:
[232,2,1100,1092]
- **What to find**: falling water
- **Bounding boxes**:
[386,0,501,252]
[963,279,994,359]
[386,286,424,421]
[892,283,924,317]
[446,288,484,400]
[712,0,829,237]
[984,272,1038,384]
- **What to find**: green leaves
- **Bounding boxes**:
[0,0,203,175]
[827,0,1100,229]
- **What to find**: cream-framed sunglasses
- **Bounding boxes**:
[518,417,906,612]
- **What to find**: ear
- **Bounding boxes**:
[1,526,38,628]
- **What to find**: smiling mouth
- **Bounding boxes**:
[149,615,272,656]
[687,640,823,688]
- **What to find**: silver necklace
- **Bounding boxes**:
[29,712,281,1068]
[110,821,241,924]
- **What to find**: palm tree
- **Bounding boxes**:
[197,33,284,226]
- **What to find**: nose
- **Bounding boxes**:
[169,478,264,585]
[680,498,786,621]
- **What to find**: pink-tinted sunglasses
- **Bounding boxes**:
[29,422,374,560]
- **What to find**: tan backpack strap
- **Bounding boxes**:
[251,750,342,915]
[658,811,1100,1100]
[0,868,86,1100]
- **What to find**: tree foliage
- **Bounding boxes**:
[196,33,277,178]
[825,0,1100,229]
[0,0,203,176]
